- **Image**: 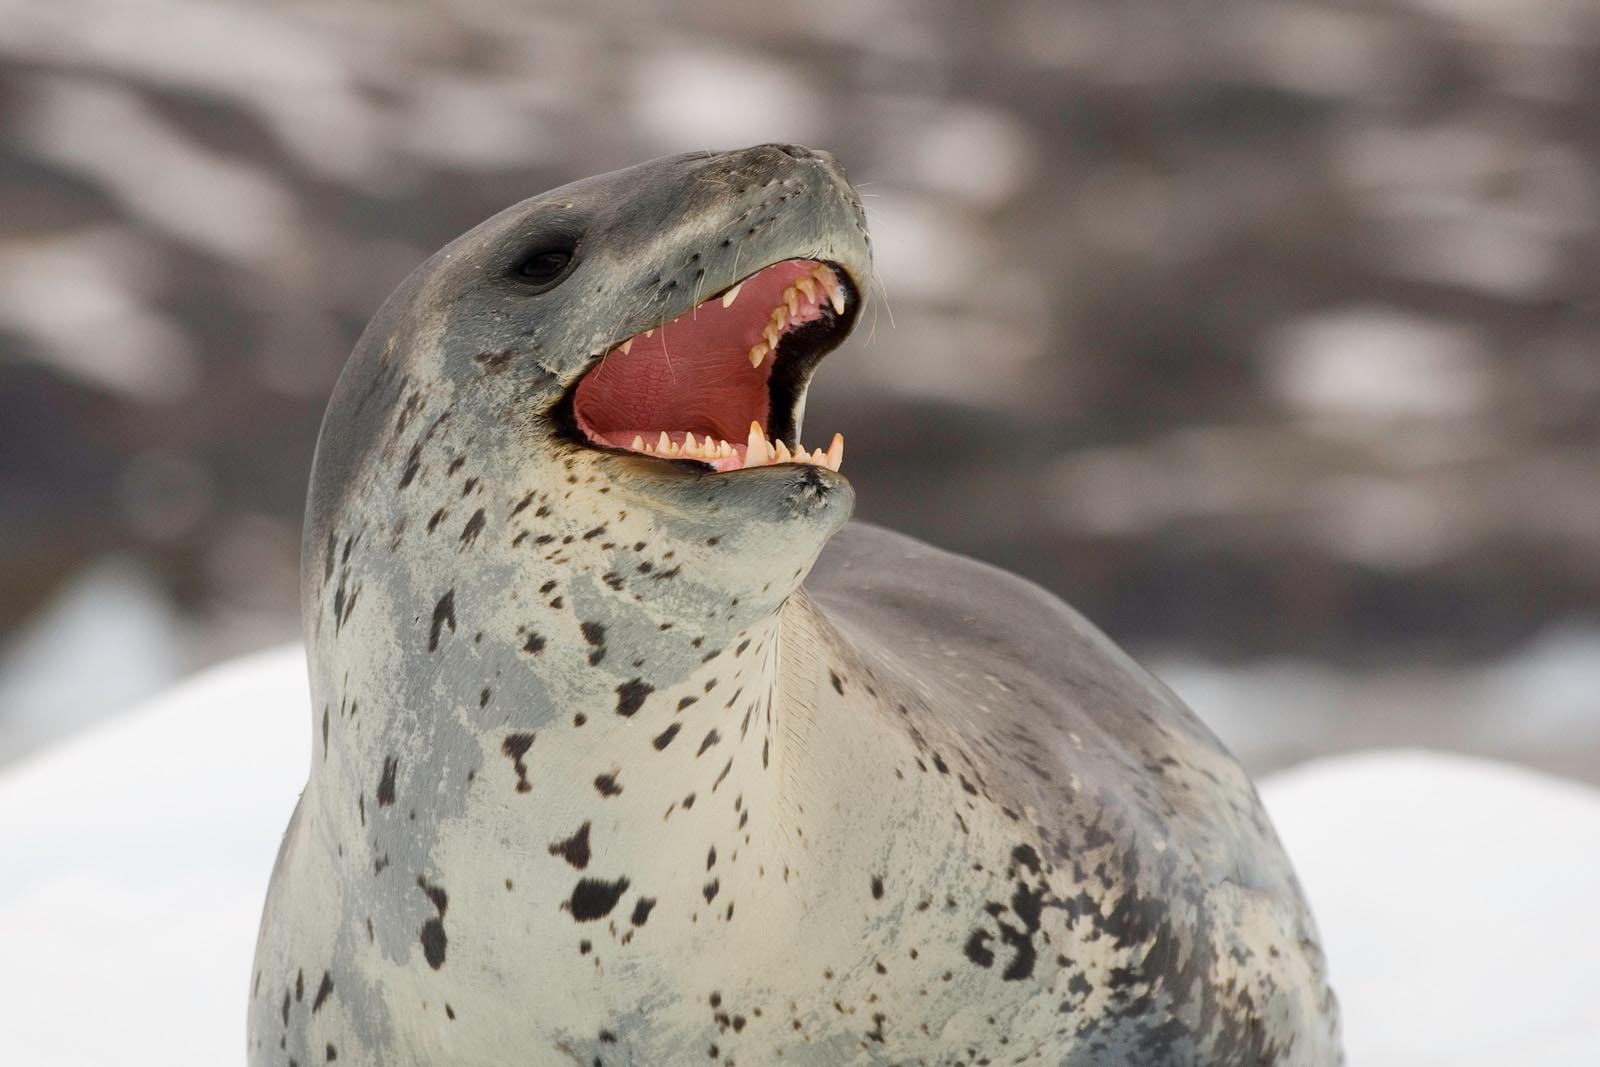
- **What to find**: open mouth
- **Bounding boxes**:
[569,259,856,474]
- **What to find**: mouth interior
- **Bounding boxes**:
[571,259,852,473]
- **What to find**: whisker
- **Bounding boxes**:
[871,267,896,330]
[658,302,676,380]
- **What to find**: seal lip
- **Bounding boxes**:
[556,257,860,477]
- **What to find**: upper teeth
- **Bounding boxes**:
[746,264,847,369]
[608,266,848,368]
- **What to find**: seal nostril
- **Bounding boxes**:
[769,143,813,160]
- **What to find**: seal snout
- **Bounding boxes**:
[756,143,844,173]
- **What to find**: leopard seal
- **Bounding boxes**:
[249,143,1341,1065]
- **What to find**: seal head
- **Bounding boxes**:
[309,144,867,640]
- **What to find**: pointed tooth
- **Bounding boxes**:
[748,342,768,368]
[784,287,800,315]
[763,324,780,348]
[747,422,769,465]
[618,339,632,355]
[657,431,671,454]
[774,440,792,464]
[813,266,845,314]
[826,433,843,471]
[721,282,743,308]
[719,439,733,457]
[796,278,817,303]
[645,328,655,338]
[684,432,698,456]
[631,435,644,451]
[812,447,827,465]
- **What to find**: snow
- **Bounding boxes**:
[1265,750,1600,1066]
[0,647,308,1067]
[1,645,1597,1064]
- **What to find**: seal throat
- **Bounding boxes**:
[571,259,853,473]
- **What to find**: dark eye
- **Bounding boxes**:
[515,249,573,288]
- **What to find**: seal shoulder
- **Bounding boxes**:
[806,520,1217,752]
[805,520,1286,885]
[804,522,1341,1062]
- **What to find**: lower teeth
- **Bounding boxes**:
[628,425,843,472]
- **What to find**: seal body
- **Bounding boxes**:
[249,145,1340,1065]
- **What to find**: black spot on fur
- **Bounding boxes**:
[311,971,333,1013]
[501,733,535,793]
[548,821,592,869]
[428,590,456,651]
[398,443,422,489]
[376,756,398,806]
[616,679,653,717]
[594,772,623,797]
[653,723,681,750]
[472,350,514,372]
[458,508,486,547]
[567,877,630,922]
[630,897,656,926]
[964,928,995,968]
[581,621,607,665]
[1012,843,1042,874]
[417,877,448,969]
[871,875,884,900]
[522,631,546,655]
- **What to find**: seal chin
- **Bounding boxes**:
[560,257,860,483]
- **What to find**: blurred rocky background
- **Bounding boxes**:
[1,0,1596,779]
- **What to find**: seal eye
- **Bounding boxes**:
[514,249,573,289]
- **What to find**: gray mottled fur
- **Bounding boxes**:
[249,144,1340,1066]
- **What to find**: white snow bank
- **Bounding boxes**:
[1,646,1597,1065]
[1261,750,1600,1067]
[0,646,308,1067]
